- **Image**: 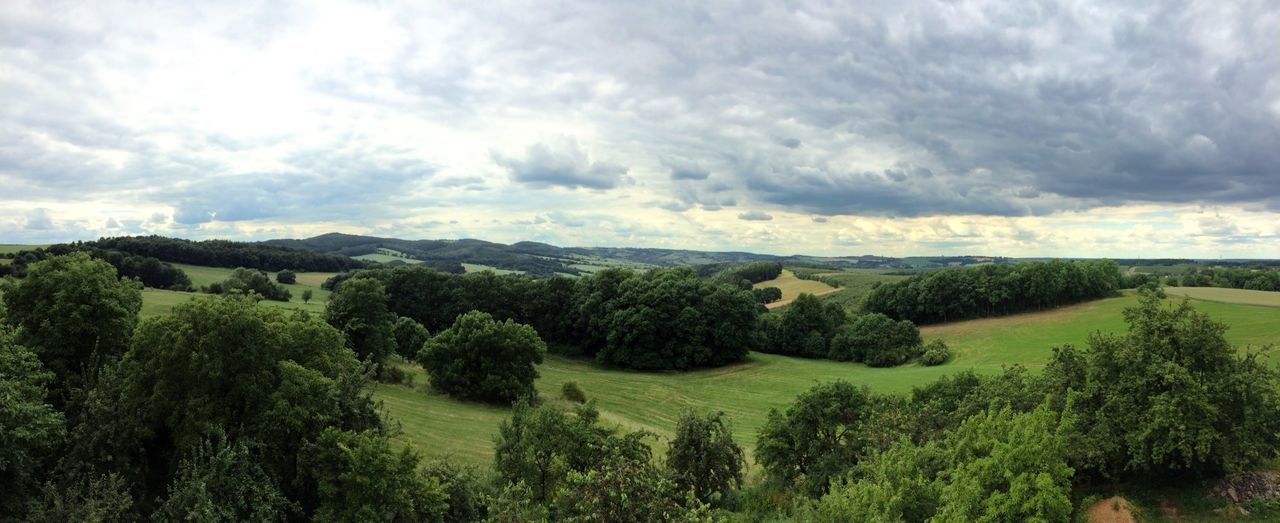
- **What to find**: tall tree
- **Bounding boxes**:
[1,252,142,400]
[419,311,545,403]
[324,278,397,370]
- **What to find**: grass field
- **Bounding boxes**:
[754,269,838,308]
[375,293,1280,467]
[462,263,525,275]
[140,264,337,317]
[0,244,46,254]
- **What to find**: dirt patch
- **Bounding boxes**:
[1085,497,1136,523]
[1159,498,1183,522]
[1211,470,1280,504]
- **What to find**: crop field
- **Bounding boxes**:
[1165,286,1280,308]
[462,263,525,275]
[754,269,838,307]
[375,293,1280,466]
[0,244,46,254]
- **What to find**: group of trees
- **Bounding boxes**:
[744,291,1280,520]
[1174,266,1280,291]
[91,235,368,272]
[203,267,293,301]
[342,265,763,372]
[0,253,467,521]
[864,259,1124,324]
[0,244,191,290]
[759,294,928,367]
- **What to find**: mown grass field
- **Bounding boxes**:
[462,263,525,275]
[376,292,1280,467]
[0,244,47,254]
[141,264,337,317]
[1165,286,1280,307]
[754,269,838,308]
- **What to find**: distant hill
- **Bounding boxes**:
[258,233,1021,276]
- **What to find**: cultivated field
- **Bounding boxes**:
[754,269,838,307]
[141,264,337,317]
[376,293,1280,466]
[1165,286,1280,308]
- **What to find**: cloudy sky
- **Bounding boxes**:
[2,0,1278,257]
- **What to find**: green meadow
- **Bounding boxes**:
[375,292,1280,466]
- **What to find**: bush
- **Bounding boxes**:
[276,270,296,284]
[561,381,587,403]
[206,267,292,301]
[391,316,430,359]
[920,340,951,366]
[419,311,546,403]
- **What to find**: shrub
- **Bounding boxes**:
[920,340,951,366]
[391,316,430,359]
[276,270,296,284]
[561,381,587,403]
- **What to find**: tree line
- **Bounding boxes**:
[92,235,369,273]
[863,259,1125,324]
[0,244,192,290]
[758,293,947,367]
[1173,266,1280,291]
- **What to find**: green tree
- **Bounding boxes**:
[275,270,296,284]
[121,296,380,510]
[756,381,881,496]
[1,252,142,400]
[391,316,430,359]
[0,329,66,519]
[301,289,313,304]
[554,454,709,523]
[208,267,292,301]
[666,411,744,506]
[419,311,545,403]
[764,293,845,358]
[1045,291,1280,478]
[300,428,447,522]
[828,313,922,366]
[324,277,397,370]
[153,436,291,522]
[494,400,650,503]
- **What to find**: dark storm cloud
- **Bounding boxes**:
[494,139,628,190]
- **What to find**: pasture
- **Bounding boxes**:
[141,264,337,317]
[0,244,47,254]
[1165,286,1280,308]
[375,293,1280,466]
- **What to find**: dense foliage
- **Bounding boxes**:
[759,293,846,359]
[666,411,745,506]
[324,277,396,370]
[1,252,142,401]
[1174,266,1280,291]
[0,244,191,290]
[709,261,784,288]
[357,265,761,371]
[864,259,1124,324]
[391,316,430,359]
[204,267,293,301]
[92,235,368,272]
[752,286,783,304]
[0,328,66,517]
[828,313,923,367]
[419,311,546,403]
[276,269,296,284]
[1044,292,1280,479]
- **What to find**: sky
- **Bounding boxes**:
[2,0,1278,258]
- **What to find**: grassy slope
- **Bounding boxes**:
[0,244,48,254]
[377,293,1280,466]
[143,264,337,317]
[462,263,525,275]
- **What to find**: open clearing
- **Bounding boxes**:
[755,269,839,308]
[376,293,1280,466]
[462,263,525,275]
[1165,286,1280,307]
[141,264,337,317]
[0,244,47,254]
